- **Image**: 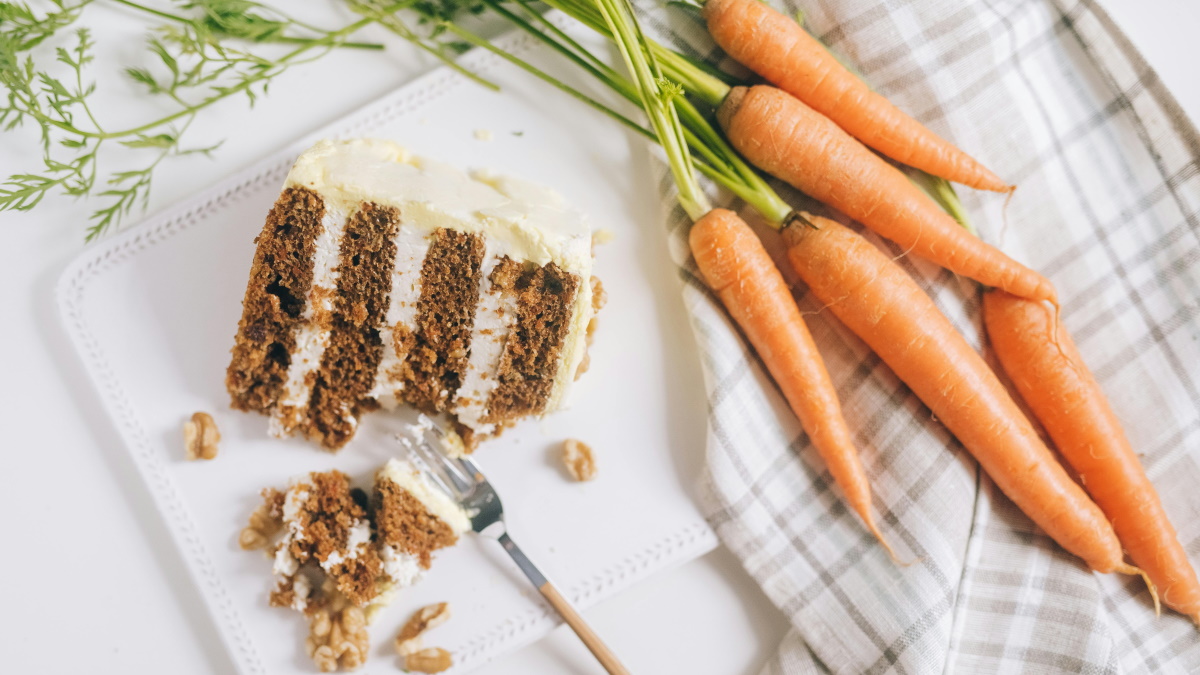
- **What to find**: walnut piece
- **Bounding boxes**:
[239,489,283,551]
[405,647,453,673]
[395,603,451,657]
[395,635,423,657]
[561,439,597,482]
[183,411,220,460]
[306,602,369,672]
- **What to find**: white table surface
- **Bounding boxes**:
[2,1,1195,673]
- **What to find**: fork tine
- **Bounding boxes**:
[454,453,485,482]
[396,433,460,498]
[419,433,477,496]
[418,432,475,486]
[412,414,478,494]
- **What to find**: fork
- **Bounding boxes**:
[400,418,631,675]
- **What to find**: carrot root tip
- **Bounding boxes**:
[1117,564,1161,617]
[866,520,917,567]
[1190,613,1200,629]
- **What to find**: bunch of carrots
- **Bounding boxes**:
[381,0,1200,622]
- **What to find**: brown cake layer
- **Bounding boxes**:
[397,228,485,412]
[373,478,459,568]
[227,187,325,412]
[483,258,581,425]
[303,203,401,449]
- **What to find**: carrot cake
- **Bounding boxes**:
[226,138,597,450]
[248,462,468,671]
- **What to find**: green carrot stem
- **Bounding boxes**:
[440,21,648,138]
[542,0,730,105]
[108,0,384,50]
[592,0,709,220]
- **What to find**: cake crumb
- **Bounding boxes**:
[592,228,616,246]
[561,439,597,482]
[405,647,452,673]
[183,411,220,460]
[473,128,494,141]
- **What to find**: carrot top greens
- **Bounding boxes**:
[2,0,967,238]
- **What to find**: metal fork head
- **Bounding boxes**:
[398,415,506,537]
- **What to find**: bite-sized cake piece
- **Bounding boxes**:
[374,458,471,590]
[244,460,468,672]
[226,138,597,451]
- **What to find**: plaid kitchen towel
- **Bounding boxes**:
[640,0,1200,672]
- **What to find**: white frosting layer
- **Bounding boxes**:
[290,573,311,612]
[377,458,471,535]
[272,484,310,577]
[269,205,349,437]
[284,139,591,273]
[369,226,431,406]
[379,545,426,588]
[450,246,519,433]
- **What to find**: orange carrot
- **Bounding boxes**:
[783,215,1147,583]
[983,289,1198,620]
[719,85,1055,304]
[691,208,893,554]
[703,0,1008,192]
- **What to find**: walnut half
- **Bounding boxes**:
[183,411,220,460]
[306,602,369,672]
[395,603,451,657]
[561,439,597,482]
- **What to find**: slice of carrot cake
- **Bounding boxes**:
[246,462,468,671]
[369,458,471,613]
[226,138,597,450]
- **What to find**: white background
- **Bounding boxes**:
[1,1,1195,673]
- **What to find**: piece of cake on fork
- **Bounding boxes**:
[226,138,599,450]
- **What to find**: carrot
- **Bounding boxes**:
[719,85,1056,304]
[594,0,894,554]
[783,215,1149,585]
[691,209,894,553]
[702,0,1008,192]
[983,289,1196,620]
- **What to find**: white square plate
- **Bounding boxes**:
[57,25,717,674]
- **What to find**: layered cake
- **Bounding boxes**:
[246,460,468,671]
[227,139,596,450]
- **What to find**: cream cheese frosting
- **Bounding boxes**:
[283,138,591,273]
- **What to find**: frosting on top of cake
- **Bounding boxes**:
[284,138,591,273]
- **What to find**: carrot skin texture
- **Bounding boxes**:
[983,289,1200,617]
[720,85,1056,304]
[784,217,1123,573]
[690,209,885,544]
[703,0,1008,192]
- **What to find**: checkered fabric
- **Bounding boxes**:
[639,0,1200,672]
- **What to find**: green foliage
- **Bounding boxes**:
[0,0,380,240]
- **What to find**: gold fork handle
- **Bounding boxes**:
[538,581,631,675]
[498,533,630,674]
